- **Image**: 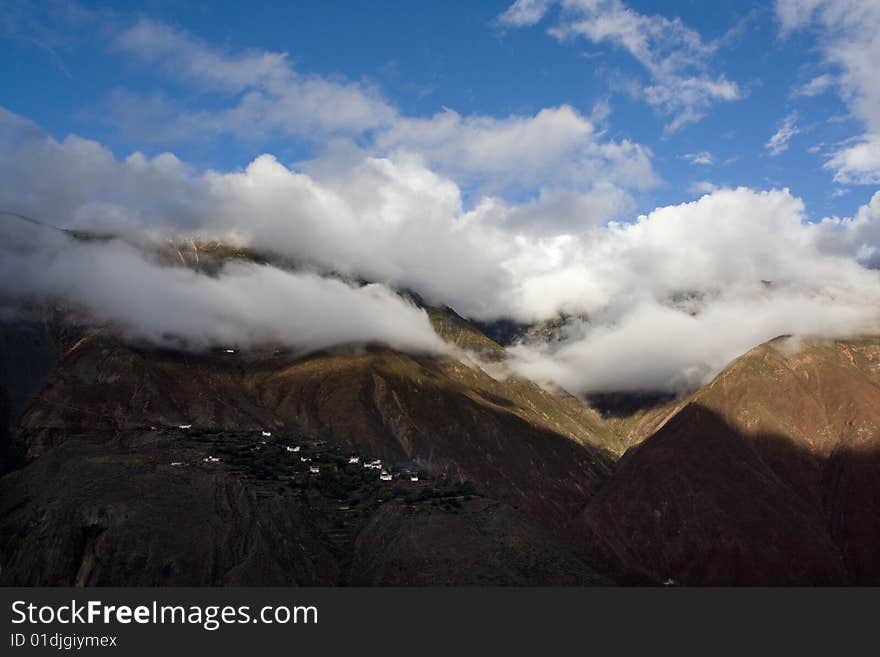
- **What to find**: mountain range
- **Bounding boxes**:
[1,242,878,586]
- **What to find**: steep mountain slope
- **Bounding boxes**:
[0,308,617,585]
[15,320,614,528]
[581,336,880,585]
[6,271,879,586]
[0,424,607,586]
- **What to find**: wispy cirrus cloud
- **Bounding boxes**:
[498,0,742,132]
[683,151,715,166]
[766,113,800,156]
[793,73,835,97]
[113,18,397,138]
[688,180,720,195]
[777,0,880,183]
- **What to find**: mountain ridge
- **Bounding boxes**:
[3,253,880,585]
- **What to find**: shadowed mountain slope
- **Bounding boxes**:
[0,426,608,586]
[581,336,880,585]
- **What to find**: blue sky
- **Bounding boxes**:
[2,0,877,221]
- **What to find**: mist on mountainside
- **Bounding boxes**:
[4,108,880,396]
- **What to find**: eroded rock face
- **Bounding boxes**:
[580,337,880,585]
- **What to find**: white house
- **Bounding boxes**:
[202,456,220,463]
[261,431,272,437]
[225,349,236,354]
[410,475,419,482]
[171,462,184,467]
[309,465,320,474]
[300,457,310,462]
[380,472,392,481]
[179,424,192,430]
[348,456,360,464]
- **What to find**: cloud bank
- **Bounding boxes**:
[3,108,880,395]
[0,217,445,355]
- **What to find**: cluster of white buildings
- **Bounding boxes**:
[171,424,425,486]
[352,455,422,482]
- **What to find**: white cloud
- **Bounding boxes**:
[688,180,720,195]
[463,183,634,238]
[498,0,553,27]
[509,292,876,393]
[0,220,446,355]
[375,104,655,196]
[103,19,656,229]
[112,18,397,138]
[825,134,880,184]
[507,187,880,392]
[814,190,880,265]
[3,110,880,394]
[793,73,835,97]
[766,113,801,156]
[499,0,742,131]
[777,0,880,182]
[683,151,714,166]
